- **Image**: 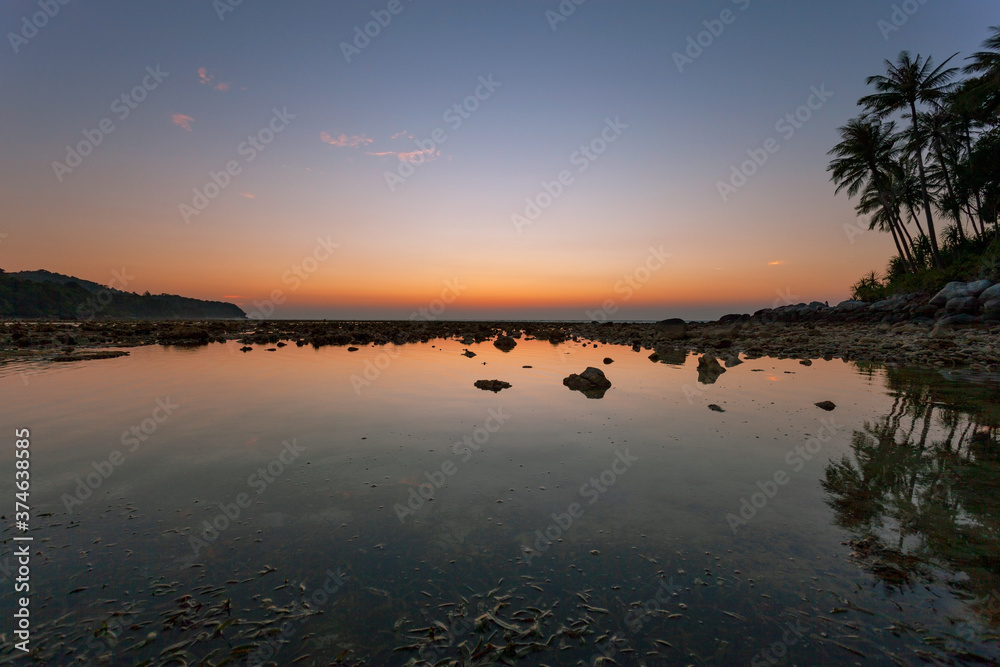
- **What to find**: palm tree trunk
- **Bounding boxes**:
[932,137,966,242]
[910,101,943,267]
[893,211,919,268]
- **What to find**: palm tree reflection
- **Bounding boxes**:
[822,365,1000,628]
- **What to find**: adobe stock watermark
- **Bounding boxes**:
[393,407,511,523]
[545,0,587,31]
[340,0,413,63]
[61,397,180,513]
[75,267,135,320]
[512,116,629,233]
[212,0,246,22]
[877,0,930,41]
[717,84,833,202]
[384,75,501,192]
[586,246,672,322]
[179,107,295,223]
[8,0,72,54]
[181,439,305,564]
[726,416,841,533]
[245,235,339,319]
[52,65,169,182]
[749,618,809,666]
[519,448,638,565]
[673,0,751,73]
[242,567,349,667]
[350,278,466,394]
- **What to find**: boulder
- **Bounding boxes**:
[697,354,726,385]
[653,345,687,366]
[655,318,687,340]
[835,300,868,312]
[945,296,979,314]
[983,300,1000,321]
[980,284,1000,302]
[603,357,614,365]
[462,349,477,358]
[815,401,836,411]
[966,279,994,297]
[493,335,517,352]
[930,282,975,307]
[563,367,612,398]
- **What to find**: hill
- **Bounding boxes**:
[0,270,246,320]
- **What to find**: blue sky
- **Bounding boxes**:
[1,1,995,319]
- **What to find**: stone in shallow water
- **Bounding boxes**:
[697,354,726,385]
[563,367,611,399]
[815,401,836,411]
[493,335,517,351]
[708,404,725,413]
[474,379,511,392]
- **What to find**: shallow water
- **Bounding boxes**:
[1,337,998,665]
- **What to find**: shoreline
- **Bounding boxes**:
[3,300,997,373]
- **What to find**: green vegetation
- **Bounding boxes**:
[830,27,1000,302]
[0,270,245,319]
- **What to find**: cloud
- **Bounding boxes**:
[197,67,231,92]
[240,192,255,199]
[222,295,244,299]
[366,148,440,163]
[767,260,785,266]
[171,113,194,131]
[320,131,373,148]
[391,130,413,139]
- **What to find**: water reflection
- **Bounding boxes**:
[823,365,1000,632]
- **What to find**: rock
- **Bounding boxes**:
[603,357,614,364]
[815,401,836,411]
[493,336,517,351]
[462,349,476,358]
[724,354,743,367]
[655,318,687,340]
[648,352,660,363]
[240,346,253,352]
[930,282,976,307]
[984,300,1000,321]
[799,359,813,366]
[697,354,726,385]
[980,284,1000,302]
[474,379,511,392]
[945,296,979,314]
[347,346,359,352]
[870,294,908,312]
[563,367,612,399]
[929,322,953,339]
[966,279,994,297]
[708,404,725,413]
[653,346,687,366]
[937,314,978,327]
[51,350,129,362]
[835,300,868,312]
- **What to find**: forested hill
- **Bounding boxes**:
[0,270,246,319]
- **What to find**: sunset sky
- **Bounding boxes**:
[1,1,994,320]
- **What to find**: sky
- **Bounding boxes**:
[1,1,995,320]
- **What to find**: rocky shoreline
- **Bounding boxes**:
[2,281,997,372]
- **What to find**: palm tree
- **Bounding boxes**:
[920,108,969,240]
[827,117,916,270]
[860,52,960,267]
[964,25,1000,119]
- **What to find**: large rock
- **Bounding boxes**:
[493,335,517,352]
[697,353,726,385]
[563,367,612,398]
[835,300,868,312]
[982,300,1000,321]
[870,294,908,312]
[966,279,994,297]
[655,318,687,340]
[930,282,976,307]
[945,296,980,314]
[980,284,1000,302]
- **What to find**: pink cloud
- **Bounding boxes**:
[366,148,440,163]
[198,67,231,92]
[240,192,255,199]
[320,131,373,148]
[171,114,194,131]
[391,130,413,139]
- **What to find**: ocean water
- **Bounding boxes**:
[1,337,998,665]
